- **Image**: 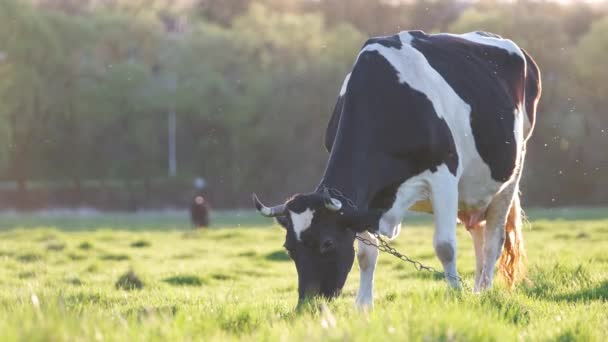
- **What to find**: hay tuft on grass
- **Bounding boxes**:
[130,240,151,248]
[115,270,144,290]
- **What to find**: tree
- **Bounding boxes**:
[0,0,65,207]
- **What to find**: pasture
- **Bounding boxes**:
[0,209,607,341]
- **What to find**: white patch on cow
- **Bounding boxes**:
[441,32,526,60]
[348,31,532,305]
[522,110,532,140]
[360,36,475,169]
[339,73,351,96]
[468,222,486,287]
[521,100,533,141]
[379,172,430,239]
[377,164,463,287]
[458,159,502,210]
[289,209,315,241]
[428,165,461,288]
[361,34,514,212]
[477,179,520,291]
[513,108,524,167]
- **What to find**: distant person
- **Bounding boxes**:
[190,195,210,228]
[191,177,209,228]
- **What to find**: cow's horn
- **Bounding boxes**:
[321,188,342,211]
[325,197,342,211]
[252,193,286,217]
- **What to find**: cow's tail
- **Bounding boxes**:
[498,194,527,287]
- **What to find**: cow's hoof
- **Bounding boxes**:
[447,279,463,291]
[475,275,493,292]
[355,296,374,311]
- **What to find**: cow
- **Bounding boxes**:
[253,30,542,309]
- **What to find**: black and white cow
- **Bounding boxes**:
[253,31,541,308]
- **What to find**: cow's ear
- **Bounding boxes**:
[275,216,290,229]
[339,209,383,233]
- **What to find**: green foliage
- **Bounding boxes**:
[0,1,606,207]
[0,210,607,340]
[576,17,608,106]
[448,2,608,205]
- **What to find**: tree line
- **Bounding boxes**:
[0,0,606,209]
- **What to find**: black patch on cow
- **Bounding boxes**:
[410,33,526,182]
[325,34,409,153]
[435,242,454,264]
[275,216,290,230]
[286,193,330,214]
[369,180,402,210]
[325,95,343,153]
[363,34,402,50]
[408,30,426,39]
[326,33,439,154]
[321,49,458,209]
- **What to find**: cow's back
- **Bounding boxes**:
[406,31,528,183]
[323,30,540,212]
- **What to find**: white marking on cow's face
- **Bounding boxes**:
[290,209,315,241]
[339,73,351,96]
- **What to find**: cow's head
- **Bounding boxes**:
[253,189,381,304]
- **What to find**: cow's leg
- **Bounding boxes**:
[477,183,517,291]
[379,176,426,239]
[468,223,486,290]
[355,231,379,309]
[430,172,461,288]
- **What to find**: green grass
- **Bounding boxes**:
[0,209,607,341]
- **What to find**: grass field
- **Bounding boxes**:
[1,208,607,341]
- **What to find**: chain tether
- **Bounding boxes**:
[324,186,358,211]
[322,185,470,291]
[356,233,470,291]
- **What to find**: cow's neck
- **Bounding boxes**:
[317,166,371,212]
[319,158,404,213]
[317,138,379,211]
[318,97,411,212]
